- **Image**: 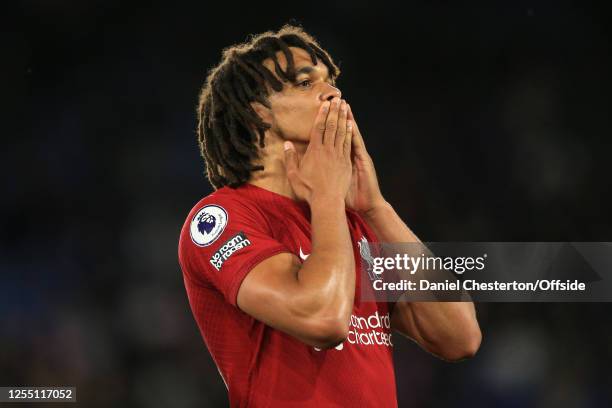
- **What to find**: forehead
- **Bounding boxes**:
[262,46,329,78]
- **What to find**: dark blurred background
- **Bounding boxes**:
[3,1,612,407]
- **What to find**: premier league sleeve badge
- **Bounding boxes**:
[190,204,229,247]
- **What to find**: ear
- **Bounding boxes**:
[251,101,273,124]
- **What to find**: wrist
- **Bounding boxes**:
[309,194,346,211]
[362,199,393,223]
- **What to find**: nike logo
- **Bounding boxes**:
[314,342,344,352]
[299,247,310,261]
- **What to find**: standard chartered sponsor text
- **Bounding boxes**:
[348,312,393,347]
[373,279,586,292]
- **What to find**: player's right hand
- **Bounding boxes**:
[283,97,353,206]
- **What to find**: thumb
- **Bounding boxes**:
[283,141,299,180]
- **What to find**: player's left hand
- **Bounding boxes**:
[344,105,387,214]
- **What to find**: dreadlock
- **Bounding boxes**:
[196,25,340,189]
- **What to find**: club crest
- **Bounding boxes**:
[358,236,377,281]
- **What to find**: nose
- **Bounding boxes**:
[320,83,341,101]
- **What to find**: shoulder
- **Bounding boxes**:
[180,187,262,246]
[177,186,290,300]
[191,186,256,216]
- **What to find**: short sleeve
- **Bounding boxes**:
[179,196,290,306]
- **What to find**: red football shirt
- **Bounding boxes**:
[178,183,397,407]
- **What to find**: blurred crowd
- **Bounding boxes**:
[3,1,611,406]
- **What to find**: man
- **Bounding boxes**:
[179,25,481,407]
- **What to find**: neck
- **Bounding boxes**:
[248,137,305,201]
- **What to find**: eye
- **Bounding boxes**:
[297,79,312,88]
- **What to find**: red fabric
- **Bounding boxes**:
[178,183,397,407]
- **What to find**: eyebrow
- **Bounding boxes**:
[295,65,332,82]
[296,66,315,75]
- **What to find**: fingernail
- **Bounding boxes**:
[284,141,292,151]
[322,102,329,112]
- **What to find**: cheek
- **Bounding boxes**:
[278,103,310,127]
[269,94,320,138]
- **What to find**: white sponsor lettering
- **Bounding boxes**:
[313,311,392,351]
[210,232,251,271]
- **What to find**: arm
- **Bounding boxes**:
[363,202,481,361]
[345,104,481,361]
[238,98,355,349]
[237,197,353,349]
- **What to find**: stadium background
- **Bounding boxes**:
[3,1,611,406]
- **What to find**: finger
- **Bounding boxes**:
[347,104,367,154]
[335,100,348,148]
[310,101,330,146]
[283,141,299,181]
[322,97,340,146]
[344,120,353,158]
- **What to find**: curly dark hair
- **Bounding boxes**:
[196,25,340,189]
